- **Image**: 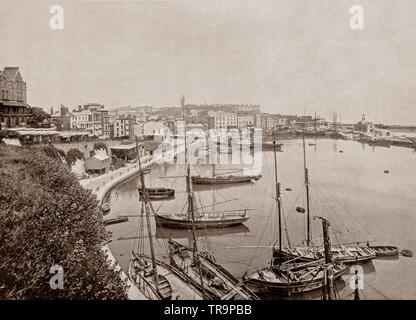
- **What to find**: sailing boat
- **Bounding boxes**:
[128,139,203,300]
[155,95,251,229]
[155,164,250,229]
[192,163,262,185]
[242,140,348,296]
[272,135,376,265]
[166,165,259,300]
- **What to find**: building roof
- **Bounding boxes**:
[0,67,19,81]
[1,138,21,146]
[10,128,59,136]
[93,153,109,161]
[110,143,139,150]
[144,141,161,152]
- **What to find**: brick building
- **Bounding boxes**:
[0,67,30,127]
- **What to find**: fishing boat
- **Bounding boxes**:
[273,134,376,265]
[138,186,175,200]
[243,139,348,296]
[128,252,203,300]
[369,245,399,257]
[192,165,262,185]
[156,164,250,229]
[192,174,262,185]
[128,135,203,300]
[273,244,376,264]
[168,239,258,300]
[244,258,348,296]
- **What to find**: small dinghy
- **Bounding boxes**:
[295,207,305,213]
[104,216,128,226]
[400,249,413,257]
[369,245,399,257]
[101,203,110,215]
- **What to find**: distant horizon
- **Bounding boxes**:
[1,0,415,125]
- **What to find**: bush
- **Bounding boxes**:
[66,148,84,166]
[93,142,108,153]
[0,145,127,299]
[37,145,66,162]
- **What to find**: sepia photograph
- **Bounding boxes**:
[1,0,415,308]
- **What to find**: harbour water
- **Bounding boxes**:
[106,138,416,299]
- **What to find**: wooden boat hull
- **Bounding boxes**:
[370,246,399,257]
[191,175,262,185]
[243,264,348,296]
[138,187,175,200]
[101,203,110,215]
[155,213,249,229]
[168,240,259,300]
[104,216,128,226]
[128,253,203,300]
[273,245,376,265]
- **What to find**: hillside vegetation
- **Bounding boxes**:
[0,145,127,299]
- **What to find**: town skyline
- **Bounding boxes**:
[1,1,416,124]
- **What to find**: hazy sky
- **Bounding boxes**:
[1,0,415,124]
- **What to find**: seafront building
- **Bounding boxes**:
[0,67,30,127]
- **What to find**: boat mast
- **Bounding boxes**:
[354,256,360,300]
[136,136,158,281]
[302,133,311,246]
[273,131,282,253]
[317,216,334,300]
[182,96,206,299]
[181,95,187,165]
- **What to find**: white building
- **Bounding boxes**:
[261,116,276,130]
[143,120,167,136]
[237,114,255,128]
[72,110,93,133]
[214,112,238,130]
[112,118,130,138]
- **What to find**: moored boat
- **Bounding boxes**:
[243,259,348,296]
[129,252,202,300]
[138,186,175,200]
[261,142,283,151]
[369,245,399,257]
[157,161,251,230]
[155,210,249,229]
[168,239,258,300]
[104,216,128,226]
[273,244,376,264]
[101,202,110,214]
[192,174,262,185]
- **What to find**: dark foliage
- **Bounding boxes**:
[0,145,127,299]
[37,145,66,162]
[26,107,51,127]
[66,148,84,166]
[93,142,108,153]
